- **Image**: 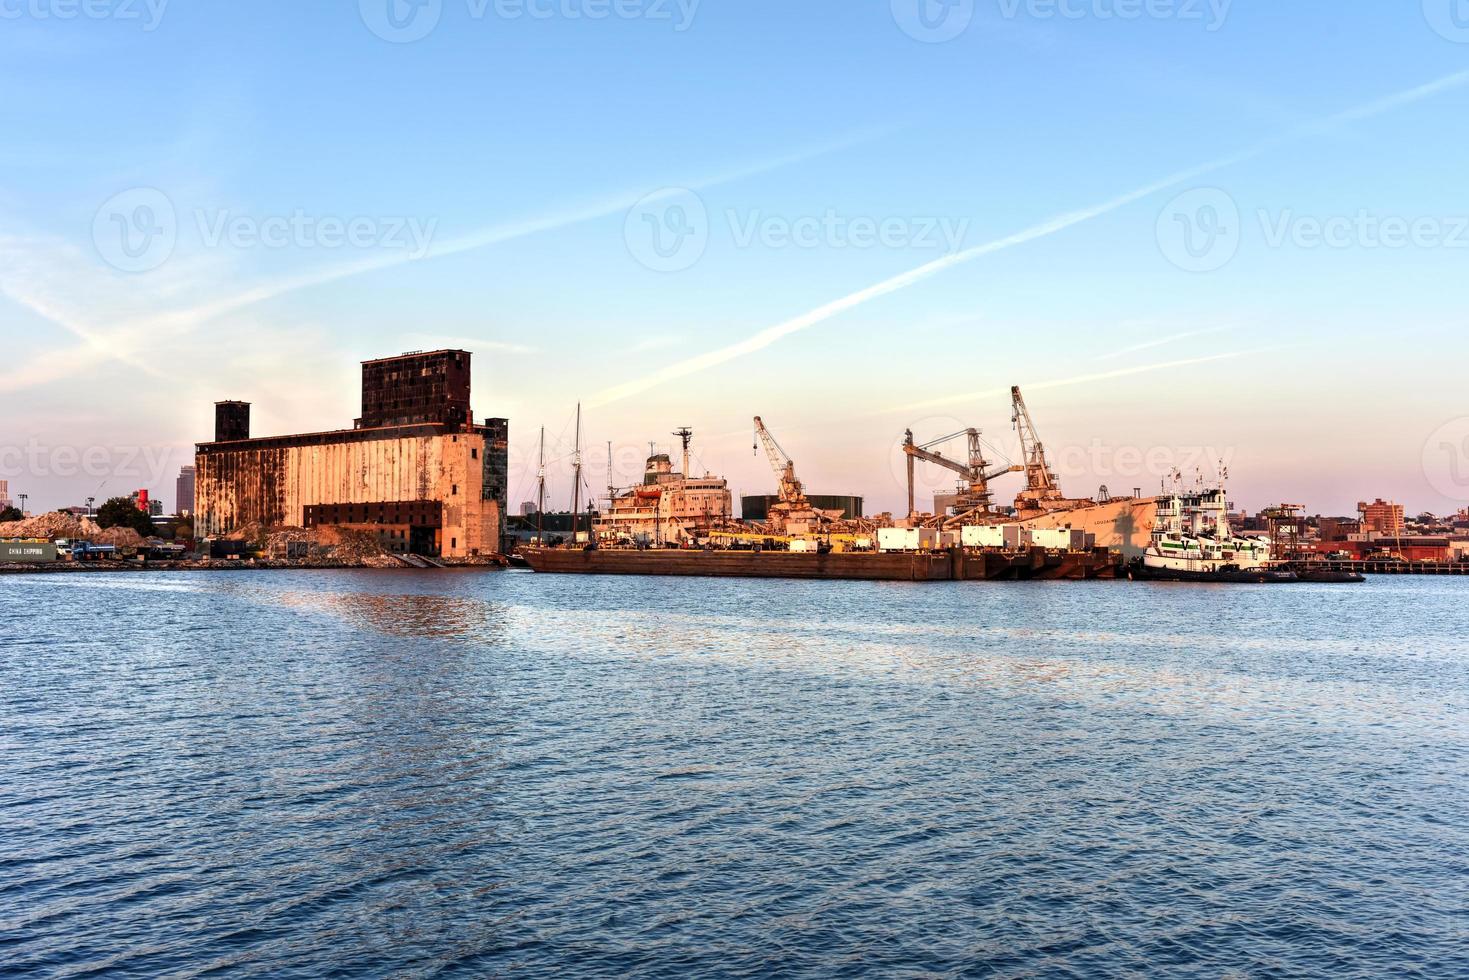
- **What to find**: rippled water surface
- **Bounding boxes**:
[3,570,1467,977]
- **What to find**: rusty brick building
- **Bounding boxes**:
[195,350,508,558]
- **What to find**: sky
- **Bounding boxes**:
[2,1,1468,517]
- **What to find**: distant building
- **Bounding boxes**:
[1358,498,1405,536]
[520,501,537,517]
[1318,516,1362,542]
[176,465,196,517]
[0,479,9,509]
[195,349,509,558]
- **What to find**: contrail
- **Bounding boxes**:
[162,128,890,331]
[1096,326,1229,361]
[591,69,1469,407]
[887,348,1275,416]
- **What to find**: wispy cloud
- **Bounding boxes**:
[1096,326,1230,361]
[0,128,887,392]
[886,348,1277,417]
[590,69,1469,407]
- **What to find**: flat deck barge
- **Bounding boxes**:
[522,547,1121,582]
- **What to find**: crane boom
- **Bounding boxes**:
[753,416,807,507]
[1011,386,1058,494]
[903,427,1022,519]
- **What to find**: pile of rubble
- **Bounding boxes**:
[0,513,104,540]
[94,526,145,548]
[312,525,391,561]
[257,525,394,565]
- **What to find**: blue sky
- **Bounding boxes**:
[3,1,1468,515]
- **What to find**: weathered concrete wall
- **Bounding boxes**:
[196,430,499,557]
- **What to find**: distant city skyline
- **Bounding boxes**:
[3,3,1468,515]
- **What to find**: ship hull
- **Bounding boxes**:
[522,547,1122,582]
[523,547,952,581]
[1015,497,1158,560]
[1129,561,1298,584]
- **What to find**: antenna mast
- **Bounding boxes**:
[673,427,693,479]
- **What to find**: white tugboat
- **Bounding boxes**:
[1133,478,1296,583]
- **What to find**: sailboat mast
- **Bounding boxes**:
[571,403,583,540]
[536,426,545,541]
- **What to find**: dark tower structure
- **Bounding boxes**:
[214,401,251,442]
[356,350,473,430]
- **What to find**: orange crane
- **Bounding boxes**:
[753,416,810,514]
[1011,386,1067,511]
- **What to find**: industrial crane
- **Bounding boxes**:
[902,428,1021,521]
[753,416,810,513]
[1011,386,1066,509]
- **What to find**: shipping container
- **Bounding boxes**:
[0,541,58,563]
[961,525,1006,548]
[1028,528,1072,550]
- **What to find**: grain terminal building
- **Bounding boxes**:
[195,350,508,558]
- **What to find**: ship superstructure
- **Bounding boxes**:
[595,429,732,546]
[1136,484,1282,581]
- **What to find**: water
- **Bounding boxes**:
[2,571,1466,978]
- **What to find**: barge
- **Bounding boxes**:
[522,545,1121,582]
